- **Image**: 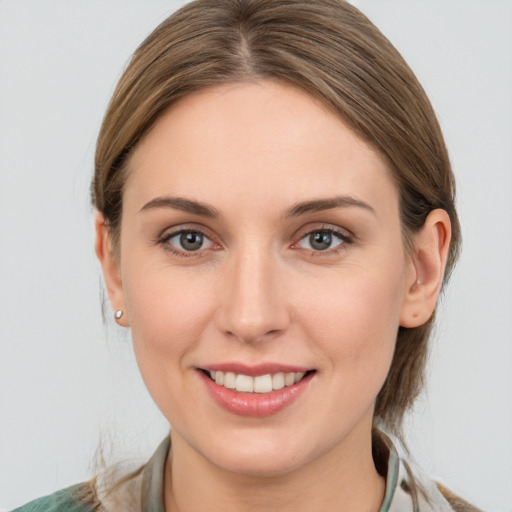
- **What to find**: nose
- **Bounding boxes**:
[215,246,290,344]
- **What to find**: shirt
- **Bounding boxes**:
[12,433,481,512]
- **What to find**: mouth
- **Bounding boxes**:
[201,369,315,393]
[197,366,316,417]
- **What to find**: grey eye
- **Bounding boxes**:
[180,232,203,251]
[309,232,333,251]
[298,230,344,251]
[168,231,213,252]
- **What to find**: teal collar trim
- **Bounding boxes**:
[140,434,409,512]
[378,435,400,512]
[141,437,169,512]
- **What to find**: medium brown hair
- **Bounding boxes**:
[92,0,461,438]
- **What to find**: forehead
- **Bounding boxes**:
[125,80,397,217]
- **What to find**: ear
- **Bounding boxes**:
[400,209,452,328]
[94,211,130,327]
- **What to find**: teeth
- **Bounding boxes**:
[235,374,254,392]
[224,372,236,389]
[253,374,273,393]
[284,372,295,386]
[272,372,285,390]
[208,370,308,393]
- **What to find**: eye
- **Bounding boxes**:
[165,230,214,253]
[296,229,348,252]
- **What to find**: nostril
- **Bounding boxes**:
[225,327,284,344]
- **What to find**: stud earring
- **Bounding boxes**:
[115,310,123,320]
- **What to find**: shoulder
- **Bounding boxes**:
[435,482,484,512]
[374,430,482,512]
[401,460,483,512]
[11,482,101,512]
[11,438,169,512]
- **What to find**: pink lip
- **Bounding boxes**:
[201,362,311,377]
[198,368,314,418]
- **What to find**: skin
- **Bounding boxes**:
[96,81,451,512]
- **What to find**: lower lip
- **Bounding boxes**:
[199,371,314,417]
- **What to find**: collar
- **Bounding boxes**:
[139,434,412,512]
[137,432,461,512]
[141,437,169,512]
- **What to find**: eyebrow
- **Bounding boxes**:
[286,196,375,217]
[139,196,220,218]
[139,194,374,219]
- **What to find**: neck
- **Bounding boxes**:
[164,425,386,512]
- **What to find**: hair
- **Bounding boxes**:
[92,0,461,439]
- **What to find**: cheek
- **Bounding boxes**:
[123,262,213,350]
[297,261,405,381]
[119,259,217,411]
[120,266,222,429]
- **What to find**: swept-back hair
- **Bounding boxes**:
[92,0,461,438]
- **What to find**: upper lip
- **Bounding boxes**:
[199,363,313,377]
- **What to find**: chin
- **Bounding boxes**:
[198,431,320,478]
[212,451,305,478]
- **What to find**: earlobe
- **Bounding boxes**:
[400,209,452,328]
[94,211,129,327]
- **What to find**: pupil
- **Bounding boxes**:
[180,232,203,251]
[310,232,331,250]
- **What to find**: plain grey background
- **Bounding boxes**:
[1,1,511,510]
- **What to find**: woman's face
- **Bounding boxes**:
[110,81,417,475]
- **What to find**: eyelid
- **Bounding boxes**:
[292,223,353,243]
[156,222,216,242]
[155,223,221,257]
[290,224,353,254]
[168,231,214,250]
[154,222,353,258]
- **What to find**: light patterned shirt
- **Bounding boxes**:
[13,434,481,512]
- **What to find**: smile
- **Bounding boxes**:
[207,370,307,393]
[199,366,315,417]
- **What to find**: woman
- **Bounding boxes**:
[11,0,482,510]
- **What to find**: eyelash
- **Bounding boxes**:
[156,225,353,258]
[156,227,215,258]
[293,227,352,256]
